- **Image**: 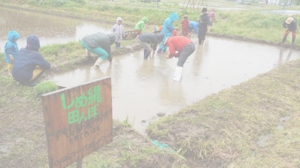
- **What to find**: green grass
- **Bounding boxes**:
[147,59,300,167]
[34,81,58,95]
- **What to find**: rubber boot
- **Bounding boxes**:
[292,37,296,45]
[173,66,183,81]
[280,36,287,44]
[94,58,104,69]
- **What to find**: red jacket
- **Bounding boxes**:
[181,19,189,29]
[166,36,192,58]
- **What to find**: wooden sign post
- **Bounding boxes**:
[42,77,113,168]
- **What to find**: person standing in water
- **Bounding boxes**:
[81,32,116,69]
[164,36,195,81]
[181,15,189,37]
[137,33,164,59]
[157,12,179,53]
[280,16,297,45]
[198,8,210,45]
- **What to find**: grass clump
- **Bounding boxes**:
[34,81,58,95]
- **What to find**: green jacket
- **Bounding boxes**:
[135,17,148,31]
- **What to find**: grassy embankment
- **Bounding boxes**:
[147,58,300,167]
[1,0,300,167]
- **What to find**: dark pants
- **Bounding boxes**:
[198,30,207,44]
[177,43,195,67]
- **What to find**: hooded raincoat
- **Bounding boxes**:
[4,30,20,63]
[159,12,179,51]
[12,35,50,84]
[112,17,125,43]
[135,17,148,32]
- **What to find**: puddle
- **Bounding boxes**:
[50,36,300,134]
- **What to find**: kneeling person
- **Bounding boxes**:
[164,36,195,81]
[12,35,51,86]
[81,32,116,69]
[137,33,164,59]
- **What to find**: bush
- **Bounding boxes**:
[34,81,58,95]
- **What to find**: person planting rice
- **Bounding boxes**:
[164,36,195,81]
[137,33,164,59]
[279,16,297,45]
[81,32,116,69]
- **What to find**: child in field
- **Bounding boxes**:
[81,32,116,69]
[181,15,189,37]
[188,21,199,36]
[164,36,195,81]
[4,30,20,75]
[12,35,51,87]
[112,17,125,49]
[198,8,210,45]
[207,9,216,33]
[137,33,164,59]
[157,12,179,53]
[280,16,297,45]
[135,17,148,36]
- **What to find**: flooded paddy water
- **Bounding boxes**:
[49,37,300,134]
[0,7,112,52]
[2,6,300,134]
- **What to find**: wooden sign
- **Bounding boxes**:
[42,77,113,168]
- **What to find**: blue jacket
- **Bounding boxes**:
[162,12,179,38]
[189,21,199,35]
[12,36,50,84]
[4,30,20,63]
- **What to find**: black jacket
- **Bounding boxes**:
[12,49,50,83]
[199,13,210,32]
[138,33,164,50]
[82,32,116,61]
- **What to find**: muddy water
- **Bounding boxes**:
[3,6,300,134]
[0,7,112,52]
[50,37,300,134]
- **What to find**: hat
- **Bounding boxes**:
[201,8,207,13]
[285,17,294,24]
[26,35,40,51]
